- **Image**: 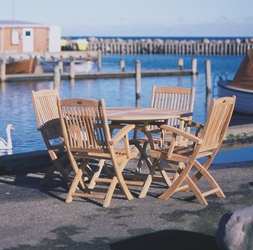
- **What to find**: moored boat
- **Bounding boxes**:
[6,57,36,74]
[64,60,94,73]
[217,49,253,115]
[41,59,94,73]
[61,38,89,51]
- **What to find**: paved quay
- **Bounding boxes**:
[0,115,253,250]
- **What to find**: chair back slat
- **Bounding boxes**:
[200,96,236,152]
[58,98,110,154]
[31,89,59,126]
[31,89,62,141]
[151,86,195,126]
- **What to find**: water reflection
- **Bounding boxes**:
[0,54,246,156]
[0,149,12,156]
[1,81,6,92]
[0,78,195,155]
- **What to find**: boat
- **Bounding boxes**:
[6,57,36,74]
[41,59,94,73]
[64,60,94,72]
[71,38,89,51]
[61,38,89,51]
[217,49,253,115]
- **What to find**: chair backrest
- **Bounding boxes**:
[31,89,62,147]
[31,89,59,126]
[150,86,195,126]
[151,86,195,110]
[58,98,111,154]
[199,96,236,153]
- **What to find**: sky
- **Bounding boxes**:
[0,0,253,38]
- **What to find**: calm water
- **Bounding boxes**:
[0,54,245,157]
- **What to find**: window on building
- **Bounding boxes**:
[25,31,31,36]
[11,29,19,45]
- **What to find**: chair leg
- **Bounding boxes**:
[115,161,134,201]
[188,158,213,186]
[139,158,161,198]
[159,162,193,201]
[40,153,71,185]
[194,160,225,198]
[103,176,118,207]
[182,159,225,199]
[158,161,210,205]
[49,151,72,183]
[135,142,148,173]
[103,161,135,207]
[139,158,176,198]
[66,169,82,203]
[183,175,208,205]
[103,161,114,178]
[66,168,91,203]
[132,141,153,172]
[88,159,105,189]
[40,163,58,185]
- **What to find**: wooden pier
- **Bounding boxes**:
[0,56,197,82]
[0,51,98,61]
[85,38,253,56]
[1,68,196,82]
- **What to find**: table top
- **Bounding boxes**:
[106,107,192,121]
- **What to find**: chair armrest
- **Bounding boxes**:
[181,120,204,137]
[182,119,204,129]
[159,124,203,158]
[160,124,203,144]
[109,124,135,145]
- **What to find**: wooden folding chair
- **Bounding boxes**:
[57,98,139,207]
[130,86,195,172]
[31,89,71,185]
[141,96,236,204]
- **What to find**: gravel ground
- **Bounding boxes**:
[0,156,253,250]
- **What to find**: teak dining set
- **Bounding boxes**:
[31,86,236,207]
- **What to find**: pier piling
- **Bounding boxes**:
[70,60,75,79]
[178,58,183,70]
[58,61,63,73]
[120,59,125,72]
[205,60,212,108]
[135,60,141,107]
[98,50,102,71]
[192,58,197,74]
[0,63,6,82]
[54,65,61,88]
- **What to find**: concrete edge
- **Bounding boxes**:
[226,124,253,135]
[0,150,52,175]
[0,124,253,175]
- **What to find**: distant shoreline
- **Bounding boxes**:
[63,36,253,42]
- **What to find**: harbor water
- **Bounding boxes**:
[0,53,251,161]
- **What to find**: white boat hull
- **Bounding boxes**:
[41,60,94,73]
[217,80,253,115]
[65,60,94,73]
